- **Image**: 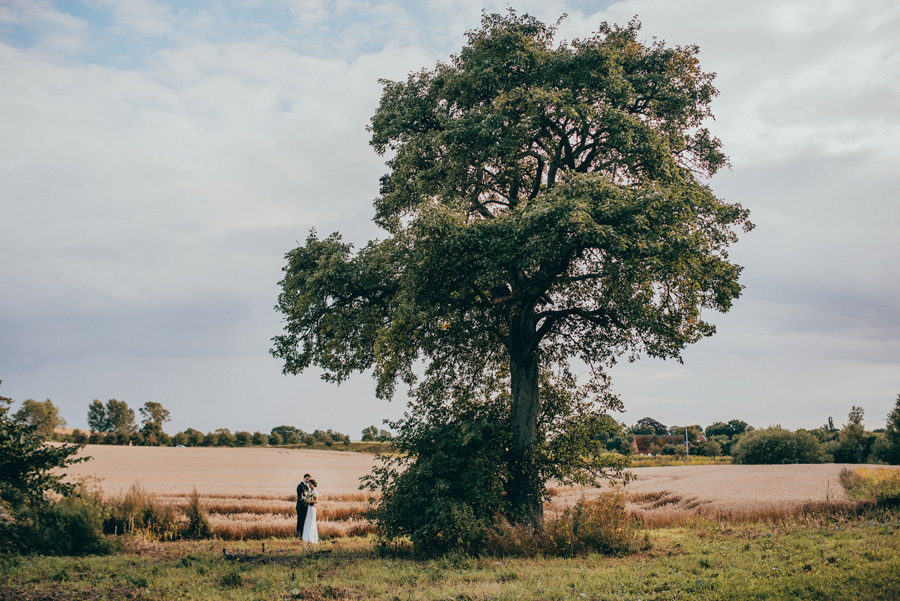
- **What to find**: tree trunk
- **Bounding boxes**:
[507,340,542,529]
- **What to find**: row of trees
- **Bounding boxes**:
[620,400,900,465]
[10,389,898,462]
[591,416,754,457]
[731,402,900,465]
[10,395,373,447]
[70,423,354,448]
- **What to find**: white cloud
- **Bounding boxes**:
[1,0,898,432]
[0,0,87,55]
[87,0,175,37]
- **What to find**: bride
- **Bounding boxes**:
[301,479,318,544]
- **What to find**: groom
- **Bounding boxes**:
[296,473,312,535]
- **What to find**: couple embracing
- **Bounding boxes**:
[296,473,319,543]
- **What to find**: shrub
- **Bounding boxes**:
[365,416,508,556]
[0,383,104,555]
[364,398,511,557]
[660,444,679,456]
[731,427,827,464]
[34,491,112,555]
[0,486,111,555]
[0,389,86,511]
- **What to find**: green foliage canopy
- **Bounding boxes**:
[731,427,828,465]
[833,405,876,464]
[634,417,668,435]
[12,398,66,439]
[874,394,900,464]
[87,398,137,437]
[0,383,86,512]
[139,401,171,429]
[273,11,751,528]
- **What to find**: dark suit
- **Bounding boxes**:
[296,480,309,534]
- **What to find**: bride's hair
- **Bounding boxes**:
[309,479,318,487]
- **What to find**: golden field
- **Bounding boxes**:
[62,445,894,539]
[65,445,378,498]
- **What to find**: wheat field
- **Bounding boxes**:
[63,445,896,538]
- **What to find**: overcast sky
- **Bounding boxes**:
[1,0,898,437]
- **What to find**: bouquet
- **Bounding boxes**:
[301,490,316,505]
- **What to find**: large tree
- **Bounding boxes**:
[272,12,751,528]
[87,399,137,439]
[139,401,171,429]
[139,401,171,444]
[87,399,106,433]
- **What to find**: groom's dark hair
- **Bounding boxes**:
[303,473,311,478]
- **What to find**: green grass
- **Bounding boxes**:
[3,513,899,600]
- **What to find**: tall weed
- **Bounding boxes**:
[485,494,647,557]
[104,483,179,537]
[183,487,211,539]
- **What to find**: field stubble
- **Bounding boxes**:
[64,445,898,539]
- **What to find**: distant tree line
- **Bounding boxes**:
[591,395,900,465]
[8,396,381,448]
[8,389,900,464]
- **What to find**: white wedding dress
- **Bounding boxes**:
[301,490,318,543]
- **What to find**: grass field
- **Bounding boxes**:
[5,447,894,599]
[3,515,898,600]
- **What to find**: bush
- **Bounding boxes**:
[365,413,509,556]
[731,427,828,464]
[0,383,106,555]
[0,487,111,555]
[34,492,112,555]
